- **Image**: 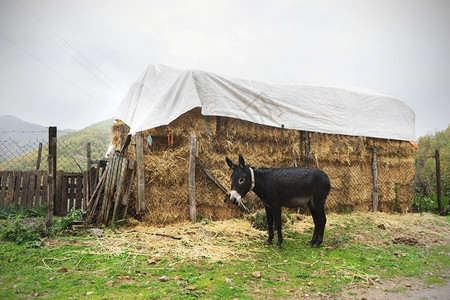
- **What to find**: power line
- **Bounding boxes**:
[2,0,125,99]
[11,0,126,97]
[0,30,102,103]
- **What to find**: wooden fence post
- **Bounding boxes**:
[47,126,57,229]
[36,142,42,170]
[435,149,443,214]
[188,134,198,223]
[135,132,146,213]
[86,142,91,200]
[371,147,379,212]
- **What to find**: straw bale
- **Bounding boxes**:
[112,108,416,224]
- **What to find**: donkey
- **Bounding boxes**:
[226,155,331,249]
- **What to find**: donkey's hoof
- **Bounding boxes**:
[264,241,272,246]
[308,240,320,248]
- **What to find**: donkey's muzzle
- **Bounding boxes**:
[229,190,241,204]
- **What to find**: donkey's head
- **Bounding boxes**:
[226,155,255,204]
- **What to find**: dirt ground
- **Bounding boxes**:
[341,277,450,300]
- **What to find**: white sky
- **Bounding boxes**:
[0,0,449,138]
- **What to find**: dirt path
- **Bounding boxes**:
[340,277,450,300]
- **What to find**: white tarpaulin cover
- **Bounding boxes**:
[116,65,415,141]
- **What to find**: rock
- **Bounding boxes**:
[89,228,103,237]
[104,280,114,286]
[158,276,170,282]
[252,271,261,278]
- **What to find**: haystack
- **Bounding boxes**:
[111,65,416,225]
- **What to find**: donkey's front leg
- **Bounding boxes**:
[264,206,274,245]
[273,206,283,249]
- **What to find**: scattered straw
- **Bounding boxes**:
[84,219,265,263]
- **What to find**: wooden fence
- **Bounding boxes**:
[0,170,93,216]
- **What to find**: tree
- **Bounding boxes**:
[414,125,449,213]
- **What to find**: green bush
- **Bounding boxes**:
[413,193,449,214]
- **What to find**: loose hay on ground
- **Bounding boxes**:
[83,213,449,265]
[85,219,265,263]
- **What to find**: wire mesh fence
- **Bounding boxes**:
[0,130,110,172]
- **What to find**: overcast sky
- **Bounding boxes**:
[0,0,449,138]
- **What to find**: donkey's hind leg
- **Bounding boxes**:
[308,196,327,247]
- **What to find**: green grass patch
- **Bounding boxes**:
[0,213,448,299]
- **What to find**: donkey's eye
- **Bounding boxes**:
[238,178,245,185]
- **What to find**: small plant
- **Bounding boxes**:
[336,204,354,214]
[51,208,83,235]
[0,217,44,247]
[246,211,294,231]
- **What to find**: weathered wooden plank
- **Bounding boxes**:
[69,175,75,212]
[27,171,36,208]
[41,171,48,208]
[105,156,120,223]
[56,171,65,215]
[0,172,7,209]
[83,171,89,211]
[121,159,136,219]
[87,168,108,209]
[34,171,42,207]
[75,175,83,210]
[90,167,108,223]
[13,171,22,204]
[6,172,16,208]
[99,155,115,223]
[188,134,198,223]
[69,176,75,211]
[135,132,146,213]
[112,158,128,225]
[90,166,98,195]
[20,172,30,207]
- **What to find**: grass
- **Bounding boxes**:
[0,212,449,299]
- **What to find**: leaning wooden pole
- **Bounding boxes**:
[188,134,198,223]
[371,146,379,212]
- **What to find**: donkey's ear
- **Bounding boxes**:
[226,157,237,169]
[238,155,245,168]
